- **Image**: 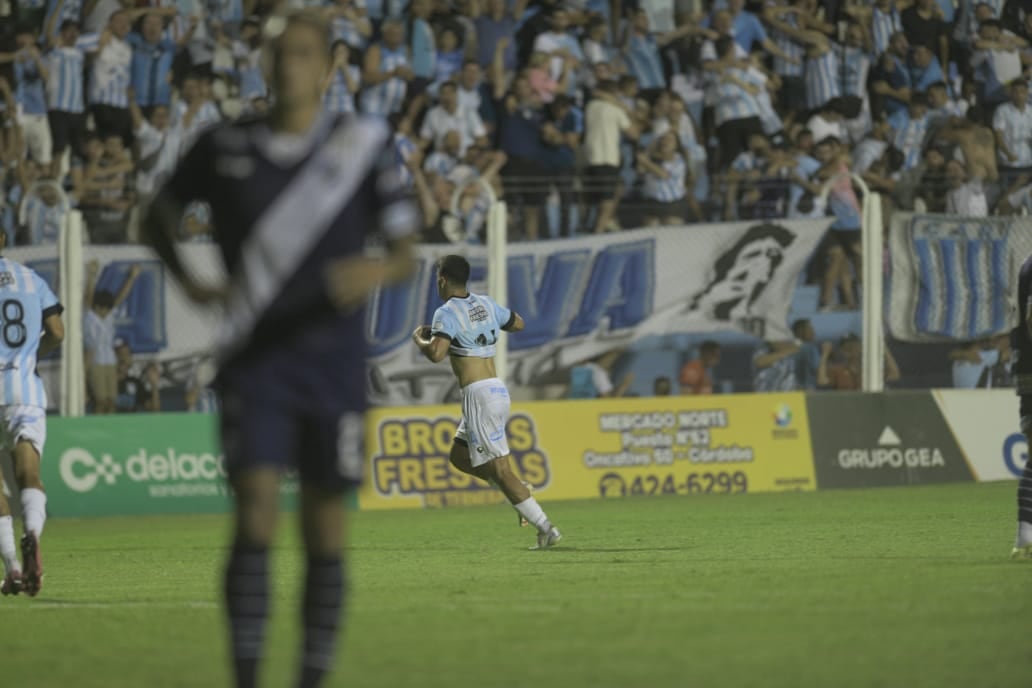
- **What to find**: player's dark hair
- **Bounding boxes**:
[715,36,735,59]
[94,290,116,309]
[280,10,332,57]
[438,255,471,285]
[700,340,721,356]
[792,319,810,338]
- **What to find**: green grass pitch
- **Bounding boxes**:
[4,482,1029,688]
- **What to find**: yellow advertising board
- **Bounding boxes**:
[359,393,816,510]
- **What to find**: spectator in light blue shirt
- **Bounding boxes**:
[909,44,946,94]
[41,0,85,47]
[409,0,437,90]
[46,21,100,169]
[130,13,189,108]
[5,28,52,168]
[474,0,518,71]
[951,340,1002,388]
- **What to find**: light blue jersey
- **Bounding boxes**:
[360,44,409,116]
[431,293,513,358]
[0,257,62,407]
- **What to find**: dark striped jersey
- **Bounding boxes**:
[158,112,419,414]
[1016,256,1032,378]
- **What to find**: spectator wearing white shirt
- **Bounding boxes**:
[423,130,465,180]
[972,20,1025,106]
[945,159,990,215]
[712,37,765,169]
[532,8,585,98]
[89,10,135,146]
[171,72,221,159]
[581,17,623,87]
[637,131,691,225]
[584,81,640,233]
[127,93,176,196]
[2,28,52,170]
[993,79,1032,185]
[19,180,67,246]
[419,80,487,156]
[926,80,967,132]
[83,261,140,414]
[998,178,1032,214]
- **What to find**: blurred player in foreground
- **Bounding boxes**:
[1012,253,1032,560]
[0,230,65,597]
[413,255,562,549]
[142,12,418,687]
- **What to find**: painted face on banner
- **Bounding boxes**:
[727,237,784,289]
[687,225,796,323]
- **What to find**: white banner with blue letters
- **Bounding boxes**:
[12,220,831,409]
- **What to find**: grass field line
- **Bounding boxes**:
[26,600,218,610]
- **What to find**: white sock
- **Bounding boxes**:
[514,497,551,534]
[1018,521,1032,548]
[0,515,17,574]
[21,488,47,538]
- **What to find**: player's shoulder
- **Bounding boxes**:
[324,113,393,153]
[196,115,263,154]
[0,257,45,290]
[432,300,456,319]
[470,292,499,308]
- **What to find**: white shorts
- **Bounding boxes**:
[0,405,47,457]
[454,378,511,467]
[18,112,53,166]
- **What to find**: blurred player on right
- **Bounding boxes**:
[1012,254,1032,559]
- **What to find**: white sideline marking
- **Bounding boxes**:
[27,600,217,610]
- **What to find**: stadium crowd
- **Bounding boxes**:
[0,0,1030,408]
[1,0,1030,302]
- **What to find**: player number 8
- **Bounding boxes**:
[1,300,26,348]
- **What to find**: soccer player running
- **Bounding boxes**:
[1012,253,1032,560]
[413,255,562,549]
[0,230,65,597]
[142,12,418,688]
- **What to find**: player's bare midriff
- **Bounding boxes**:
[450,354,497,389]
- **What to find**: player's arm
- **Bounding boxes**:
[39,301,64,358]
[84,259,99,308]
[412,327,450,363]
[112,264,141,308]
[327,137,420,308]
[325,234,416,309]
[142,131,223,304]
[500,311,524,332]
[1026,297,1032,342]
[415,308,458,363]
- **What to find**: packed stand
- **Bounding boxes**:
[1,0,1030,401]
[0,0,1029,248]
